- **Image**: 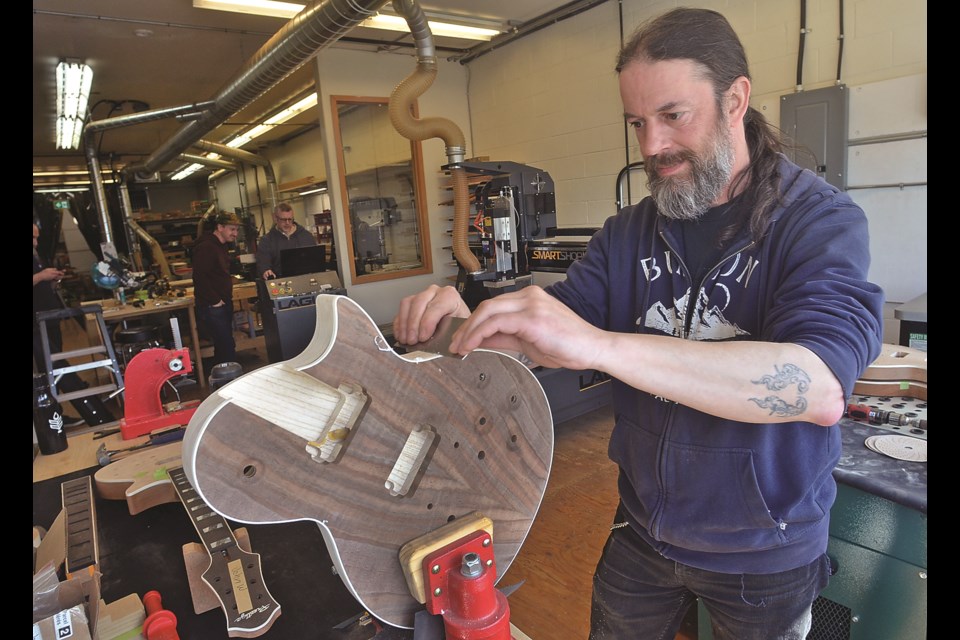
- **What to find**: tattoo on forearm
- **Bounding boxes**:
[749,363,811,417]
[749,395,808,417]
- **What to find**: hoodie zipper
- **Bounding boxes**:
[658,227,757,338]
[646,228,756,540]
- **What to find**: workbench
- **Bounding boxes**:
[33,432,532,639]
[90,282,263,393]
[698,416,927,639]
[170,279,265,357]
[94,295,206,392]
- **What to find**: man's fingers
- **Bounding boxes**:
[394,285,456,345]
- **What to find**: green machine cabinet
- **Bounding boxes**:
[699,418,927,640]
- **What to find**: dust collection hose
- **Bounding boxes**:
[388,0,481,274]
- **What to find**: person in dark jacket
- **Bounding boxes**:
[391,8,884,640]
[192,212,240,366]
[256,202,317,279]
[33,221,115,427]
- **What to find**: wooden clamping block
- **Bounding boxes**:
[398,511,494,604]
[182,527,252,615]
[96,593,147,640]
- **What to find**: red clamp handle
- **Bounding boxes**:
[142,590,180,640]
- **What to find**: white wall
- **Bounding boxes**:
[214,0,926,323]
[314,49,472,325]
[466,0,927,304]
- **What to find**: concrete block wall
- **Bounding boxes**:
[465,0,927,230]
[207,0,925,326]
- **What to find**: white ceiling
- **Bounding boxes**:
[33,0,586,189]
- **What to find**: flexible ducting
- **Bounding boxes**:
[388,0,481,274]
[128,0,390,177]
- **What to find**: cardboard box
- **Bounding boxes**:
[34,508,102,639]
[33,605,92,640]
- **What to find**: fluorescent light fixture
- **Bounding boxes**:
[174,93,319,180]
[194,0,503,41]
[361,14,501,41]
[171,163,205,181]
[33,170,90,176]
[33,178,116,187]
[193,0,304,19]
[56,61,94,150]
[34,187,91,194]
[227,93,317,148]
[299,186,327,196]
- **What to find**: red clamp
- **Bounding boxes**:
[142,590,180,640]
[422,530,511,640]
[121,348,199,440]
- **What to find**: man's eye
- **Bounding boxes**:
[665,112,682,121]
[629,120,644,129]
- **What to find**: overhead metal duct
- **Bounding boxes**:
[80,0,388,251]
[126,0,390,177]
[191,139,280,214]
[178,153,238,171]
[82,101,218,245]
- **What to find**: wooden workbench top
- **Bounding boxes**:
[33,431,153,483]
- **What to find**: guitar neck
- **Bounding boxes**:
[169,466,242,554]
[167,467,281,637]
[62,476,99,580]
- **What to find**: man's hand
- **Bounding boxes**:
[263,269,276,280]
[447,286,604,370]
[33,267,64,286]
[393,285,471,346]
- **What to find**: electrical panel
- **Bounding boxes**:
[780,85,849,190]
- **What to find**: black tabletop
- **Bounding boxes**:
[833,418,927,514]
[33,466,387,640]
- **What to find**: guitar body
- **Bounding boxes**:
[853,344,927,400]
[181,295,554,629]
[94,441,184,515]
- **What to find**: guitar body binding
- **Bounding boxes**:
[181,294,555,628]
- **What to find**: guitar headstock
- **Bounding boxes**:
[202,546,282,637]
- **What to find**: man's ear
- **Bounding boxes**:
[726,76,751,124]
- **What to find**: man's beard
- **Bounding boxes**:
[645,119,735,221]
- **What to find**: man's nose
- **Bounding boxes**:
[636,121,670,159]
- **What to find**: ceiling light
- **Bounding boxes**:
[33,170,91,177]
[174,93,318,181]
[227,94,318,148]
[193,0,504,41]
[299,186,327,196]
[56,61,94,150]
[361,14,501,41]
[193,0,305,19]
[33,178,116,187]
[34,187,91,194]
[171,163,206,181]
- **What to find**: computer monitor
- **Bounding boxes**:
[278,244,326,277]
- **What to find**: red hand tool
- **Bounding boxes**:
[142,590,180,640]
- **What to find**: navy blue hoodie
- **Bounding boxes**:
[546,155,884,574]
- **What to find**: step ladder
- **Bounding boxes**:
[36,303,124,404]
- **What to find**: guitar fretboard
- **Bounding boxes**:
[169,467,238,552]
[62,476,99,579]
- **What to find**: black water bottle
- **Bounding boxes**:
[33,374,68,455]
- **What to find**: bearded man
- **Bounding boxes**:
[391,8,884,639]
